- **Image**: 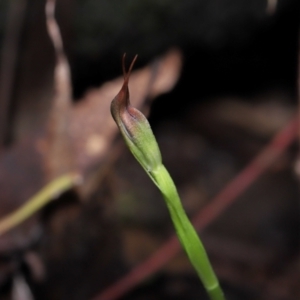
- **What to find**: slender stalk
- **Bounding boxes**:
[0,172,80,236]
[150,165,224,300]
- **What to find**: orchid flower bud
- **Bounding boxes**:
[111,55,162,173]
[110,56,225,300]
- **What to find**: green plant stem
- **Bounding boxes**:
[150,165,225,300]
[0,172,80,236]
[111,55,225,300]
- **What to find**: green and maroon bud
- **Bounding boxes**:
[111,56,225,300]
[111,55,162,173]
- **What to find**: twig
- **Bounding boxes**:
[45,0,71,102]
[0,172,81,236]
[94,115,298,300]
[45,0,74,178]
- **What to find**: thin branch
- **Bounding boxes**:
[45,0,74,178]
[45,0,71,102]
[0,172,81,236]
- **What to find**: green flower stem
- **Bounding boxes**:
[150,165,225,300]
[0,172,80,236]
[111,55,225,300]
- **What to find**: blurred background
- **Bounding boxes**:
[0,0,300,299]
